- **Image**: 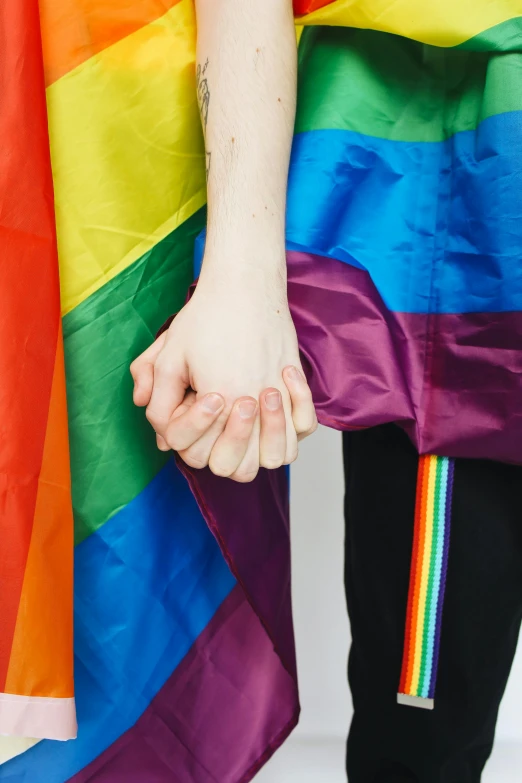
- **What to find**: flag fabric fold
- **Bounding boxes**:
[0,0,75,744]
[1,0,521,779]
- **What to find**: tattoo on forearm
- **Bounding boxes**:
[196,58,211,178]
[196,58,210,129]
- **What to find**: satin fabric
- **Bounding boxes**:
[1,1,522,780]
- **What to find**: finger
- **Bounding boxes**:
[130,332,167,407]
[171,390,198,420]
[157,434,170,452]
[164,392,225,453]
[177,418,226,469]
[208,397,258,477]
[178,395,231,470]
[146,350,187,438]
[283,365,318,441]
[156,391,197,452]
[282,389,299,464]
[229,414,261,483]
[259,388,287,470]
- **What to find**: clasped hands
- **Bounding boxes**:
[130,280,317,483]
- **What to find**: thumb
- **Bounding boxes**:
[130,332,167,407]
[145,347,189,439]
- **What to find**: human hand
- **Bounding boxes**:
[130,268,317,482]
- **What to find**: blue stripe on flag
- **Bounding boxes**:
[0,460,235,782]
[286,112,522,314]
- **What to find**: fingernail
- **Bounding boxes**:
[201,393,224,414]
[265,391,281,411]
[238,399,257,419]
[286,366,304,382]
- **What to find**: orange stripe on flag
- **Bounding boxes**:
[6,329,74,698]
[39,0,183,85]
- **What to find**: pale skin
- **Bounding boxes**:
[130,0,317,482]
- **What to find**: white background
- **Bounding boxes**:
[257,425,522,782]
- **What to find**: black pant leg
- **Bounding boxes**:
[343,424,522,783]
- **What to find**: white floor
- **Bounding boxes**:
[255,736,522,783]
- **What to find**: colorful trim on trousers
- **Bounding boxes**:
[398,455,455,709]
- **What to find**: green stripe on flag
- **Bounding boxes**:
[296,26,522,142]
[457,16,522,52]
[63,208,205,545]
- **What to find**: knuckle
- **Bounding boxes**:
[209,462,233,478]
[154,359,174,379]
[147,405,169,428]
[165,434,182,452]
[208,449,233,478]
[226,434,251,450]
[260,457,284,470]
[145,407,158,426]
[231,469,258,484]
[298,417,317,437]
[146,412,166,434]
[179,451,208,469]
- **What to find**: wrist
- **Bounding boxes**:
[196,255,289,307]
[199,240,287,282]
[205,204,286,258]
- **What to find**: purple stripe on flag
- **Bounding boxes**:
[180,458,297,682]
[287,251,522,464]
[68,586,298,783]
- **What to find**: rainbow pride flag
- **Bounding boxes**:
[1,0,522,779]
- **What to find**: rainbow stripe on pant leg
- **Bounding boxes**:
[398,455,455,710]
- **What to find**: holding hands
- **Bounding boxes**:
[132,0,308,479]
[130,269,317,483]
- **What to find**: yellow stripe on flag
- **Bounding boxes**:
[298,0,522,48]
[46,0,206,316]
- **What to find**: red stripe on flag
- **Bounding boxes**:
[0,0,61,688]
[294,0,337,14]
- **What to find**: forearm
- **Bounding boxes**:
[195,0,297,288]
